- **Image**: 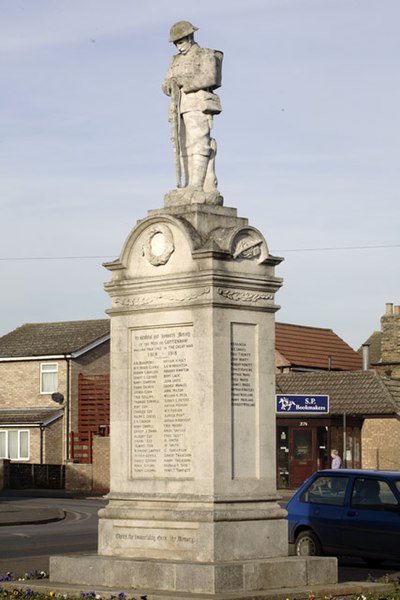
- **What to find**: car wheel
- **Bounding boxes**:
[295,530,321,556]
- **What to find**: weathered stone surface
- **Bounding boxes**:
[162,23,223,200]
[50,554,338,593]
[306,556,339,585]
[164,188,223,207]
[49,200,338,594]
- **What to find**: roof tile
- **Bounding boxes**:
[276,322,362,370]
[0,319,110,358]
[0,408,64,425]
[276,371,400,415]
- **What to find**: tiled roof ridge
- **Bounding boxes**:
[276,321,332,332]
[277,369,382,379]
[0,407,62,412]
[19,318,109,327]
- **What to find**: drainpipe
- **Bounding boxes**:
[40,425,44,464]
[362,344,370,371]
[65,357,71,460]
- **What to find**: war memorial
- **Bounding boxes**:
[50,21,338,598]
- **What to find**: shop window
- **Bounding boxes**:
[293,429,312,460]
[277,426,289,488]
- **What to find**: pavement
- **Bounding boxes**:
[0,500,65,526]
[0,490,103,526]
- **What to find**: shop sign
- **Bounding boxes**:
[275,394,329,414]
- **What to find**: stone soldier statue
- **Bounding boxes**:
[162,21,223,203]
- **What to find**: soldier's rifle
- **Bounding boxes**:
[170,79,182,188]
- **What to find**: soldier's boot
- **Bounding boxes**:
[204,138,218,192]
[189,155,209,191]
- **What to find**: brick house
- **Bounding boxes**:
[276,370,400,488]
[1,313,398,491]
[275,312,400,488]
[0,320,110,465]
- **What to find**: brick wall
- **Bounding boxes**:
[44,418,64,464]
[28,427,42,463]
[64,436,109,493]
[362,416,400,469]
[65,462,93,492]
[379,304,400,377]
[92,435,110,492]
[0,360,67,407]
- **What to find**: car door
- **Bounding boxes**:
[341,476,400,560]
[297,473,350,553]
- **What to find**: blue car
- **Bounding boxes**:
[286,469,400,564]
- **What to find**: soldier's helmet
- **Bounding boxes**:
[169,21,198,43]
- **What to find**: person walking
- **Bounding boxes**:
[331,449,342,469]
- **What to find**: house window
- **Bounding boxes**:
[40,362,58,394]
[0,430,29,460]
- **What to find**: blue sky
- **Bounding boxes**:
[1,0,399,349]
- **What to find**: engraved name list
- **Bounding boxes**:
[131,325,193,478]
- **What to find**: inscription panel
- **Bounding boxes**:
[114,525,198,551]
[131,325,193,478]
[231,323,258,479]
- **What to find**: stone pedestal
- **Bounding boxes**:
[50,203,337,596]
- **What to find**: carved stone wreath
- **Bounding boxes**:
[142,224,175,266]
[232,232,263,260]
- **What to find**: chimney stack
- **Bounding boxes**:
[362,344,370,371]
[380,302,400,376]
[386,303,394,315]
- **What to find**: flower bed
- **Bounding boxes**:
[0,573,147,600]
[1,571,400,600]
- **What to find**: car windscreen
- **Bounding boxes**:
[300,475,349,506]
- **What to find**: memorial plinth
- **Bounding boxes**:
[50,203,337,596]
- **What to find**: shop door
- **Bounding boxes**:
[290,428,315,488]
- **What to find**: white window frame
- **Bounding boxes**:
[0,429,30,460]
[40,362,58,394]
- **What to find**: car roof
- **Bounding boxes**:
[316,469,400,478]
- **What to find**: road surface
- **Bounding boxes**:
[0,496,398,584]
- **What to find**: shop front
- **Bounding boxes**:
[277,418,329,488]
[276,416,362,489]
